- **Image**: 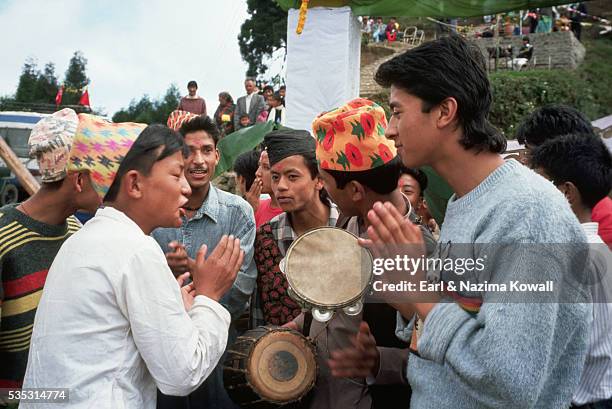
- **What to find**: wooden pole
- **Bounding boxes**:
[0,137,40,195]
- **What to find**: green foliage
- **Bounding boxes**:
[238,0,287,77]
[112,84,181,124]
[488,69,599,137]
[35,62,60,103]
[15,58,40,103]
[62,51,89,105]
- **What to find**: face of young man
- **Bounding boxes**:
[183,131,219,190]
[255,150,273,194]
[398,173,423,212]
[142,150,191,228]
[188,86,197,97]
[386,86,440,168]
[271,155,322,213]
[318,169,359,217]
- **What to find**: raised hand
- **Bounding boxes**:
[191,235,245,301]
[165,241,195,275]
[328,322,380,378]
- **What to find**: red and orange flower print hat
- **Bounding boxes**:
[312,98,396,172]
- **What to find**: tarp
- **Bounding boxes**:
[214,121,277,178]
[276,0,574,17]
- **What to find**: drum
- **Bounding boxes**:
[223,326,317,408]
[281,227,373,322]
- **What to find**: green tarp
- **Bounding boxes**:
[276,0,572,17]
[214,122,276,178]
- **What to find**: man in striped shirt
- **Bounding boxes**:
[0,109,101,390]
[531,133,612,408]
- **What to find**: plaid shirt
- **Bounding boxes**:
[250,202,339,328]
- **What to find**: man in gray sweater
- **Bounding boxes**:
[358,34,592,408]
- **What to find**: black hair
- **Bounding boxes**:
[279,85,286,90]
[515,104,594,146]
[104,125,188,202]
[530,133,611,209]
[178,115,220,146]
[218,91,234,104]
[399,166,428,195]
[263,85,274,93]
[375,34,506,154]
[187,80,197,88]
[269,92,283,102]
[234,150,260,191]
[324,156,403,195]
[522,36,530,42]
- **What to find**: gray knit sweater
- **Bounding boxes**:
[397,159,592,408]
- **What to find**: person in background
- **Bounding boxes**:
[252,150,282,228]
[398,166,427,215]
[373,17,386,43]
[178,80,207,116]
[516,104,612,248]
[385,17,398,42]
[233,150,260,200]
[266,92,286,126]
[262,85,274,101]
[0,109,99,391]
[213,92,235,137]
[234,78,265,131]
[279,85,286,106]
[530,133,612,409]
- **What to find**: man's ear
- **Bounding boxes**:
[315,175,324,191]
[214,147,220,166]
[558,181,581,206]
[123,170,144,199]
[436,97,459,129]
[348,180,365,202]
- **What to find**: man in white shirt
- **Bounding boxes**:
[531,132,612,408]
[234,78,265,131]
[21,122,244,409]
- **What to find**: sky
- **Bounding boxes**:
[0,0,256,117]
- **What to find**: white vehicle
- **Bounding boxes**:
[0,111,47,204]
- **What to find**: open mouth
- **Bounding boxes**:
[189,168,208,179]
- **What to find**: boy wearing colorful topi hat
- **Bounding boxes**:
[0,108,99,391]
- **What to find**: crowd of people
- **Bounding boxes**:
[0,34,611,409]
[179,79,287,140]
[360,16,401,43]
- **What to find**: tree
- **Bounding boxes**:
[238,0,287,77]
[112,84,181,124]
[34,62,59,104]
[15,58,39,103]
[63,51,89,105]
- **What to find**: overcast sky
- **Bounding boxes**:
[0,0,256,117]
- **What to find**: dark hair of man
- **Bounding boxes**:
[515,104,594,146]
[234,150,260,191]
[219,91,234,104]
[104,125,188,202]
[530,133,611,209]
[375,34,506,154]
[187,80,197,88]
[324,156,403,195]
[263,85,274,93]
[399,166,428,195]
[178,115,220,146]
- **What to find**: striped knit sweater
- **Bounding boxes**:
[0,204,80,388]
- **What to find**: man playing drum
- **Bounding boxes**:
[312,97,436,408]
[252,129,339,328]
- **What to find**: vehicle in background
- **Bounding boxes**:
[0,111,47,205]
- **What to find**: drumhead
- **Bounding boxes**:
[284,227,373,308]
[247,329,317,403]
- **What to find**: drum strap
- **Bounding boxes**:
[303,311,314,337]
